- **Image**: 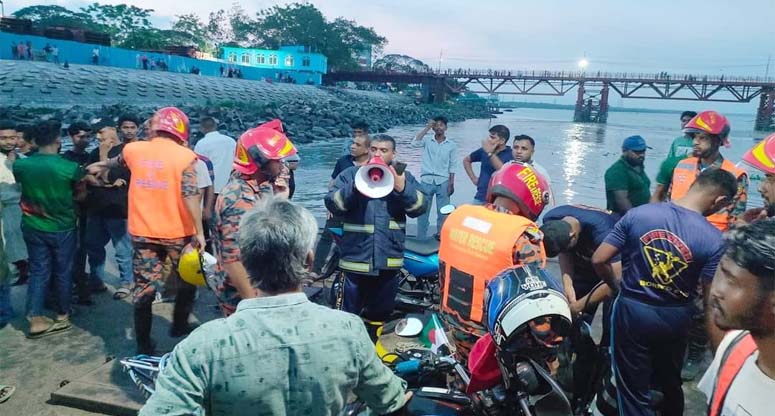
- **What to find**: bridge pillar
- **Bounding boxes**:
[573,82,609,123]
[754,89,775,136]
[420,78,448,104]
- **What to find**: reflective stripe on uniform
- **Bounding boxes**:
[343,223,375,233]
[339,259,371,273]
[406,191,425,213]
[333,190,347,211]
[387,257,404,268]
[388,221,405,230]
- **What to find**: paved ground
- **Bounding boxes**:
[0,250,710,415]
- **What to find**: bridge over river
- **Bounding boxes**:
[324,69,775,135]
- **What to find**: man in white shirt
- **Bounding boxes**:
[512,134,555,207]
[699,219,775,416]
[413,116,458,239]
[194,117,236,196]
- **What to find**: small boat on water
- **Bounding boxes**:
[504,109,513,112]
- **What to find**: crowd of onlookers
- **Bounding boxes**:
[10,40,59,64]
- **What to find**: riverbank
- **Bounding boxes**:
[0,60,490,143]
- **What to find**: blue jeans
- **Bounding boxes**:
[0,280,12,326]
[416,181,450,239]
[23,227,77,317]
[85,215,133,287]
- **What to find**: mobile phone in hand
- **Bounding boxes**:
[393,161,407,175]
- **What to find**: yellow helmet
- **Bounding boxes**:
[178,245,206,287]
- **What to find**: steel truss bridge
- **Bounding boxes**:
[323,70,775,133]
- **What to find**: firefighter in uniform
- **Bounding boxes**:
[87,107,205,354]
[325,134,427,335]
[739,132,775,222]
[667,110,749,381]
[438,161,551,361]
[213,120,295,316]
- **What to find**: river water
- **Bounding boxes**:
[292,108,764,227]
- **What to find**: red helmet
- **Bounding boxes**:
[683,111,731,146]
[151,107,189,142]
[486,161,550,220]
[233,119,297,175]
[742,133,775,175]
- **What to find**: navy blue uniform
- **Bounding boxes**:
[325,165,427,322]
[604,202,724,416]
[543,205,619,344]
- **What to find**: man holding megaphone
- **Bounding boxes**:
[325,134,428,334]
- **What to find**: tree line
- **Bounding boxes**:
[11,2,387,70]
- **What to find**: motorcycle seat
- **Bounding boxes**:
[405,237,439,256]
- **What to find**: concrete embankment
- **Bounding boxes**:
[0,60,489,142]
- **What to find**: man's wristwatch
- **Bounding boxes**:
[487,152,495,158]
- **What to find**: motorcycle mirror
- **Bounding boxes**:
[439,204,456,215]
[395,317,423,337]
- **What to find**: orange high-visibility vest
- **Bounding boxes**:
[669,157,747,232]
[709,331,756,416]
[439,204,545,332]
[123,137,197,239]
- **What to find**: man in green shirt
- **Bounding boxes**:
[651,111,697,202]
[604,135,652,215]
[141,198,410,416]
[13,120,84,338]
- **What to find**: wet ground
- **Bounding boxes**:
[0,248,710,415]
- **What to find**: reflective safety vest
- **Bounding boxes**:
[439,204,545,334]
[669,157,747,232]
[123,137,197,239]
[709,331,756,416]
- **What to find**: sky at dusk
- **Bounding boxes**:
[4,0,775,111]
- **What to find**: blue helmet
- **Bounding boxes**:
[484,264,572,357]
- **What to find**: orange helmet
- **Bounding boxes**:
[151,107,189,142]
[742,133,775,175]
[486,161,550,220]
[683,111,731,146]
[233,119,297,175]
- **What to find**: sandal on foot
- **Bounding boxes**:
[113,287,131,300]
[0,385,15,403]
[27,318,71,339]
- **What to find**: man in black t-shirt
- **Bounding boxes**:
[313,135,371,273]
[82,124,133,300]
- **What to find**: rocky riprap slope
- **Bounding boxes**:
[0,60,488,143]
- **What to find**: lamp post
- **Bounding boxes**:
[0,1,5,18]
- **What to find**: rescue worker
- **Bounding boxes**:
[699,219,775,416]
[324,134,427,335]
[739,132,775,222]
[592,168,738,416]
[541,205,620,341]
[667,110,748,381]
[669,110,748,231]
[213,120,295,316]
[87,107,205,354]
[439,161,550,361]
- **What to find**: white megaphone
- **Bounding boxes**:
[355,155,395,199]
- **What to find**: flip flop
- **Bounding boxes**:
[113,287,131,300]
[27,318,72,339]
[0,385,15,403]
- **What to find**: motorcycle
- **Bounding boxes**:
[346,312,573,416]
[320,205,456,314]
